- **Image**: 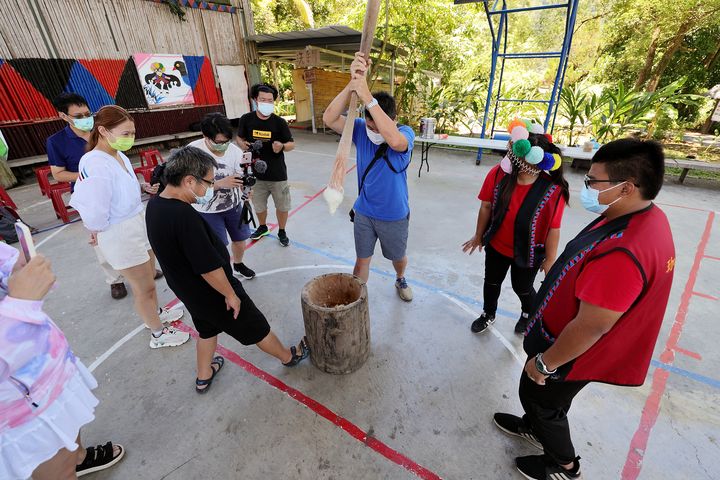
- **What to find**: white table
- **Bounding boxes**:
[413,134,597,177]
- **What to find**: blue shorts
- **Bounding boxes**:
[199,206,251,245]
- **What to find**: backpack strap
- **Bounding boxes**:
[358,143,390,193]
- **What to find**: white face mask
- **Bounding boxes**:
[580,182,626,214]
[366,126,385,145]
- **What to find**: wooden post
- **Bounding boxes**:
[301,273,370,374]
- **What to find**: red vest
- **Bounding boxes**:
[525,205,675,386]
[484,169,564,268]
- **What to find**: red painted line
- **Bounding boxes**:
[622,211,715,480]
[674,347,702,361]
[692,291,718,301]
[654,201,712,213]
[704,255,720,262]
[172,321,443,480]
[246,165,357,249]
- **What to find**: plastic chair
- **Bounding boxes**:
[139,149,164,168]
[48,186,78,224]
[35,166,70,198]
[134,166,154,185]
[0,186,17,209]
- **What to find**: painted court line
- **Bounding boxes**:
[88,325,146,373]
[622,211,715,480]
[650,360,720,390]
[36,224,70,249]
[440,292,525,367]
[171,321,443,480]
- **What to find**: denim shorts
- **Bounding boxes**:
[353,212,409,261]
[199,206,251,245]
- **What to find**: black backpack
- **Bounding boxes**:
[0,204,23,243]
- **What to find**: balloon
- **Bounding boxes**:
[512,139,531,158]
[510,126,529,141]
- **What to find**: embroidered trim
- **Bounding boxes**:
[527,231,625,341]
[528,185,558,267]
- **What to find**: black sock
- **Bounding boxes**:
[259,224,267,229]
[279,229,286,235]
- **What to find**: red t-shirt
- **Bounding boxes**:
[478,166,565,258]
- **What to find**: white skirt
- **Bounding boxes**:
[97,211,151,271]
[0,360,99,480]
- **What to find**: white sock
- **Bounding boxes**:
[152,328,164,338]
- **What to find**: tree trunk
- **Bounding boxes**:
[701,99,719,134]
[704,42,720,69]
[646,19,693,92]
[634,25,661,90]
[301,273,370,375]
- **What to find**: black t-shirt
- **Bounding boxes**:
[146,196,244,316]
[237,112,294,182]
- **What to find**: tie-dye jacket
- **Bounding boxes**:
[0,243,78,432]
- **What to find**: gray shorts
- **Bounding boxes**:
[353,212,409,261]
[252,180,292,213]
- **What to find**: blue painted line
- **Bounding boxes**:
[651,360,720,390]
[266,236,720,391]
[269,234,519,319]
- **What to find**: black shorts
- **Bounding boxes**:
[188,285,271,345]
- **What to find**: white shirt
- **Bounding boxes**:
[69,150,144,232]
[189,139,244,214]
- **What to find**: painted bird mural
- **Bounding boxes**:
[144,62,181,91]
[173,60,190,87]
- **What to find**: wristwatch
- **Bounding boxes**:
[535,353,557,376]
[365,97,378,110]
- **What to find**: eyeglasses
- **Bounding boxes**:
[195,176,215,187]
[65,112,93,119]
[583,175,625,189]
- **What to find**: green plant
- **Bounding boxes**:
[162,0,186,22]
[559,84,589,146]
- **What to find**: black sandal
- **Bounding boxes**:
[76,442,125,477]
[283,337,310,367]
[196,356,224,394]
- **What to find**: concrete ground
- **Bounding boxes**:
[12,131,720,479]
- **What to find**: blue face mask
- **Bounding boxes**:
[191,179,214,205]
[580,182,625,214]
[257,102,274,117]
[73,116,94,132]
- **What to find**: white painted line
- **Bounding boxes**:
[88,324,146,372]
[36,224,70,249]
[248,264,352,279]
[19,199,51,211]
[441,292,525,367]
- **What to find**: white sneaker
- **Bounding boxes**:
[149,327,190,349]
[144,308,185,329]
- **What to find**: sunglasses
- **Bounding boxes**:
[65,112,93,119]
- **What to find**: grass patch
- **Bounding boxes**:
[665,166,720,181]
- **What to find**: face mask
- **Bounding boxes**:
[208,140,230,153]
[72,116,94,132]
[106,131,135,152]
[190,182,214,205]
[580,182,626,214]
[366,126,385,145]
[257,102,274,117]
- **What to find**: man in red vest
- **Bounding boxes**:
[493,139,676,480]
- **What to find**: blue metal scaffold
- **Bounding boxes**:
[454,0,580,164]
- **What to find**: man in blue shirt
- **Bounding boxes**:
[46,93,160,299]
[323,52,415,301]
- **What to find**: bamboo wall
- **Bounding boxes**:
[0,0,247,69]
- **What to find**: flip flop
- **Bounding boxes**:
[283,337,310,367]
[195,356,224,394]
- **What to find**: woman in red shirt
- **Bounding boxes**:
[463,119,569,335]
